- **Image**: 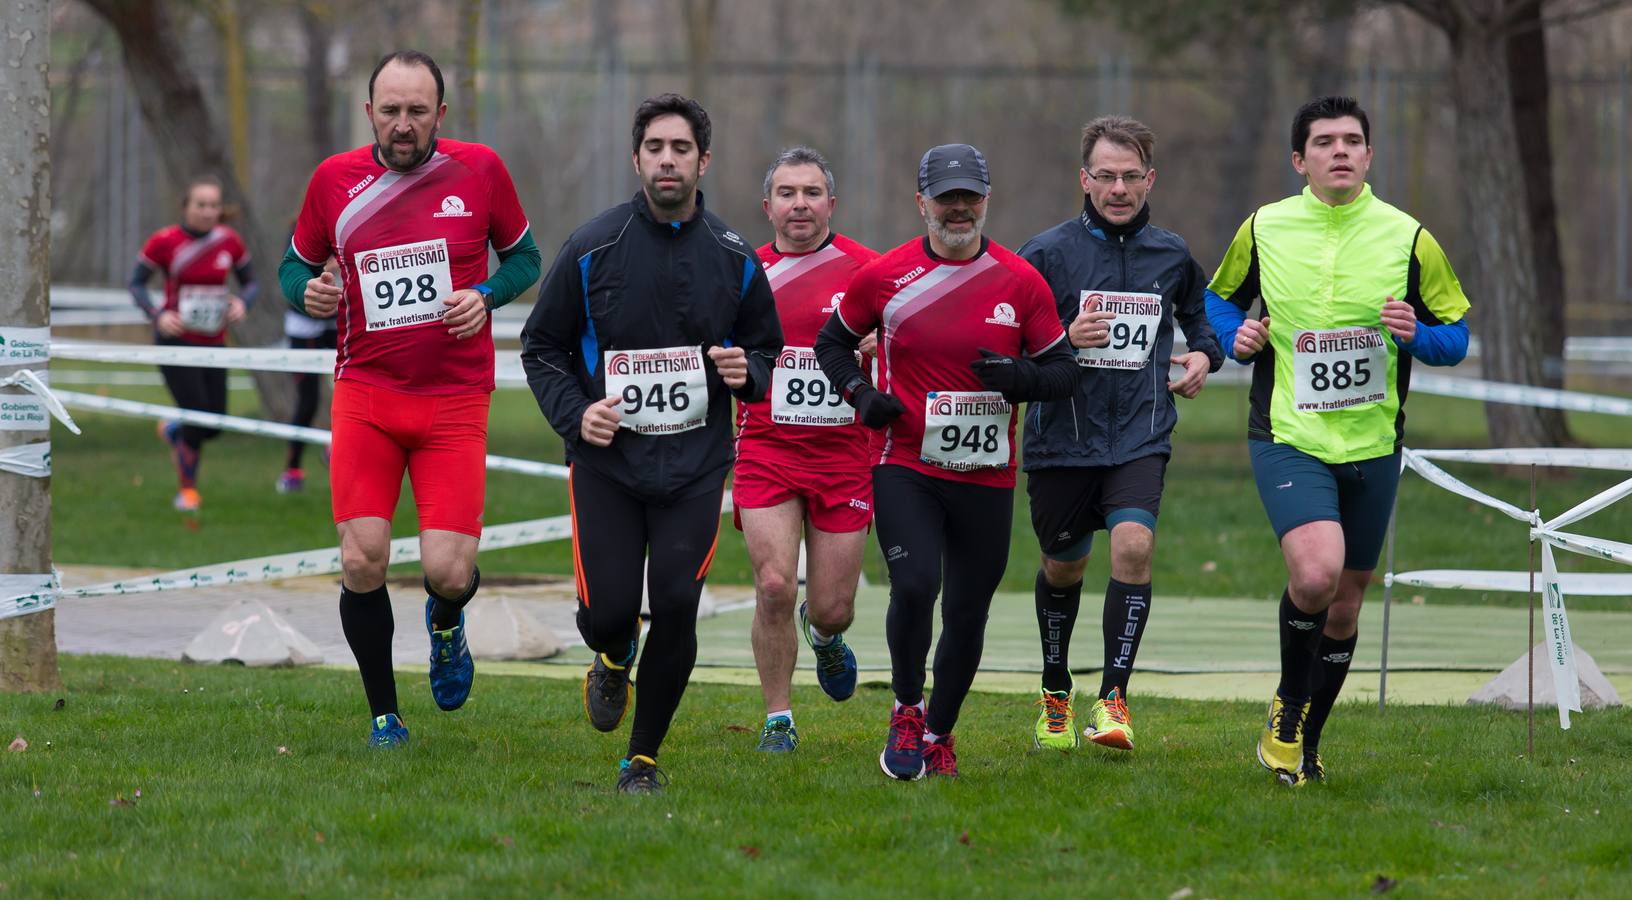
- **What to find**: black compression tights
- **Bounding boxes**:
[873,464,1013,737]
[568,464,724,761]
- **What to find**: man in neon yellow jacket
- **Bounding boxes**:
[1206,95,1471,786]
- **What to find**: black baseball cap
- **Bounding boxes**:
[917,144,990,198]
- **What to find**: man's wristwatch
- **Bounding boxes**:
[474,283,494,311]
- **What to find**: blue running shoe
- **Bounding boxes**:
[425,597,474,711]
[753,715,799,753]
[368,713,409,748]
[800,601,857,701]
[879,704,926,781]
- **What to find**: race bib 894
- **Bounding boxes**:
[1076,290,1162,370]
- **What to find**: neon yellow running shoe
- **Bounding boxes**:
[1086,687,1134,750]
[1032,686,1079,751]
[1256,693,1309,784]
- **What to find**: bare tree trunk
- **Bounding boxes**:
[298,1,335,167]
[455,0,481,138]
[215,0,252,190]
[1505,0,1573,444]
[1213,22,1276,244]
[684,0,719,102]
[79,0,292,420]
[0,0,64,693]
[1447,21,1551,447]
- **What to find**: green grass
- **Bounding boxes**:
[51,368,1632,607]
[3,656,1629,897]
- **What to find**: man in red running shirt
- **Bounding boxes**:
[815,144,1078,780]
[736,147,880,753]
[277,50,541,747]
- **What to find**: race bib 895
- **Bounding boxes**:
[771,347,854,427]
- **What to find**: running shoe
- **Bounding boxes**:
[424,598,474,711]
[1033,686,1079,751]
[368,713,409,748]
[1256,693,1309,784]
[584,653,633,732]
[753,715,799,753]
[1302,750,1326,784]
[172,487,201,512]
[616,754,668,795]
[276,469,305,493]
[923,735,959,778]
[800,601,857,701]
[1086,687,1135,750]
[879,704,926,781]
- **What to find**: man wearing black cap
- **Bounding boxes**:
[815,144,1079,780]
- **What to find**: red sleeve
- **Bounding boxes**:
[479,148,530,251]
[1018,265,1066,356]
[139,230,171,272]
[225,228,250,266]
[291,165,333,264]
[835,263,881,335]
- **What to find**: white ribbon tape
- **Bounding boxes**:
[1412,374,1632,418]
[1543,475,1632,533]
[0,369,80,434]
[1538,530,1632,567]
[1388,568,1632,595]
[0,572,59,621]
[1540,543,1581,728]
[0,441,51,477]
[53,390,568,480]
[1407,447,1632,472]
[1402,450,1536,524]
[50,340,531,386]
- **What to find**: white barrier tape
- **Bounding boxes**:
[53,390,568,480]
[1407,447,1632,472]
[1412,373,1632,417]
[1402,450,1536,524]
[1542,475,1632,533]
[1541,543,1581,728]
[0,572,59,621]
[0,369,80,435]
[0,441,51,477]
[1537,530,1632,567]
[1387,568,1632,595]
[51,340,531,386]
[67,515,574,599]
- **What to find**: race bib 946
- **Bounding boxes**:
[604,346,709,435]
[1292,326,1390,412]
[356,239,453,332]
[920,390,1011,471]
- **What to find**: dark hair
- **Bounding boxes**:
[631,93,712,155]
[1080,115,1156,169]
[181,174,222,208]
[1291,95,1369,155]
[369,50,445,106]
[763,146,836,198]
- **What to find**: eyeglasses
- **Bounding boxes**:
[1086,170,1149,186]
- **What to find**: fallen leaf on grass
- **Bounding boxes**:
[276,746,291,756]
[1170,889,1195,900]
[314,832,325,844]
[724,725,752,734]
[738,845,760,859]
[1200,561,1218,573]
[109,795,133,808]
[53,698,65,711]
[957,831,971,846]
[7,737,26,753]
[494,835,514,848]
[1371,875,1398,894]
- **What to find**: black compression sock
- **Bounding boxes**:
[339,583,397,719]
[1304,631,1357,753]
[428,566,480,631]
[1276,589,1328,703]
[1099,578,1151,699]
[1035,571,1082,693]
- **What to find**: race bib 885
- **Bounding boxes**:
[1292,326,1390,412]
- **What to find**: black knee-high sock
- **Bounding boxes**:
[1099,578,1151,699]
[1276,589,1328,703]
[1303,631,1357,752]
[340,583,397,719]
[1035,571,1082,693]
[428,566,480,631]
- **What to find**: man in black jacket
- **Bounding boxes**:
[521,94,783,795]
[1018,116,1223,754]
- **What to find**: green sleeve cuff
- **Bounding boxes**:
[480,230,542,309]
[279,245,324,314]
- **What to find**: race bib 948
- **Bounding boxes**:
[356,238,453,332]
[1292,326,1390,412]
[920,390,1011,470]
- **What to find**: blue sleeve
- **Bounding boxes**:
[128,261,158,321]
[233,260,260,308]
[1205,290,1254,365]
[1397,317,1469,367]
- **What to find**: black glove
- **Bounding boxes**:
[850,384,906,429]
[969,347,1037,401]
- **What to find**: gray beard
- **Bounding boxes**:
[927,210,986,250]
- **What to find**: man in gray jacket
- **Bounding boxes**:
[1018,116,1223,753]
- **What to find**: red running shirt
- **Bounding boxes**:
[834,238,1065,488]
[291,139,530,394]
[736,232,880,470]
[138,225,250,346]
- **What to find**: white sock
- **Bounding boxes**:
[924,731,942,744]
[893,699,926,714]
[808,623,835,647]
[767,709,793,725]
